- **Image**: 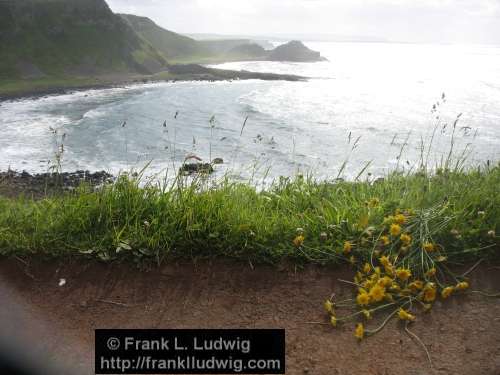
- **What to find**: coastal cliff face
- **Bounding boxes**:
[0,0,168,79]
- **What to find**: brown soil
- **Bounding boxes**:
[0,258,499,375]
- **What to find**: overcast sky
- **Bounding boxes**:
[107,0,500,44]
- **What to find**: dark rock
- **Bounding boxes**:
[267,41,326,62]
[0,170,114,199]
[179,163,214,175]
[168,64,211,75]
[212,158,224,165]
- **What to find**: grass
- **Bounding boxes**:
[0,165,498,265]
[0,77,105,97]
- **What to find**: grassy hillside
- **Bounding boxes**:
[120,14,207,61]
[121,14,268,64]
[0,0,167,80]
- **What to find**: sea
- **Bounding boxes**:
[1,42,499,183]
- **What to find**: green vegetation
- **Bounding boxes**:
[0,77,110,96]
[0,166,497,265]
[120,14,208,61]
[0,0,167,82]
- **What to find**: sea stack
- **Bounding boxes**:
[266,41,327,62]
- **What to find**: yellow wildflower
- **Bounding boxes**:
[362,279,375,289]
[385,264,395,277]
[324,300,334,314]
[356,291,370,306]
[380,235,390,246]
[400,233,412,246]
[374,266,381,276]
[423,242,435,252]
[379,255,391,267]
[293,235,304,247]
[441,286,454,299]
[455,281,469,291]
[394,214,406,225]
[390,282,401,292]
[396,268,412,281]
[363,262,371,274]
[409,280,424,292]
[354,271,363,284]
[330,316,338,327]
[425,268,436,277]
[378,276,393,287]
[423,283,437,302]
[343,241,353,254]
[355,323,364,340]
[349,255,356,265]
[369,284,386,302]
[368,198,380,208]
[398,308,416,321]
[362,309,372,320]
[390,224,401,236]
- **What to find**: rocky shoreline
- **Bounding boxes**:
[0,65,306,101]
[0,170,114,198]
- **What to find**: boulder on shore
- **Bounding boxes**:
[179,163,214,175]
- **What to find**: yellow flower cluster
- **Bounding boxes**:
[322,205,476,340]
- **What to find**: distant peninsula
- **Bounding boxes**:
[0,0,325,99]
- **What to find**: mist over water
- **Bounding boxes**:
[1,42,499,182]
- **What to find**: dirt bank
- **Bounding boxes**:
[0,259,499,375]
